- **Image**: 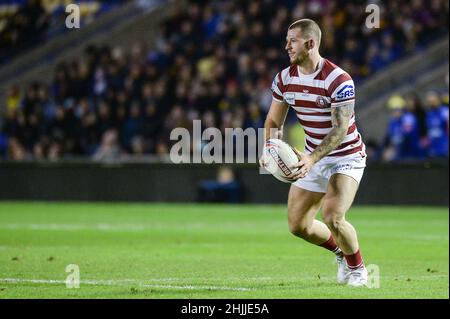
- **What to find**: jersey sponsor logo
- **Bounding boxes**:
[335,84,355,101]
[330,163,353,174]
[284,92,295,105]
[271,79,278,93]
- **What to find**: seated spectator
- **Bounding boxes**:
[6,85,21,112]
[130,135,146,155]
[382,94,406,162]
[198,166,243,203]
[402,94,427,159]
[92,129,123,162]
[424,91,449,158]
[7,137,30,161]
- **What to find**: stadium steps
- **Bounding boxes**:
[357,36,449,144]
[0,0,174,117]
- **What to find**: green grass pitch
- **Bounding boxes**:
[0,202,448,299]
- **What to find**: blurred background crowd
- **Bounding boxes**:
[0,0,448,162]
[0,0,50,63]
[378,91,448,162]
[0,0,127,63]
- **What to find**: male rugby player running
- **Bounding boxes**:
[260,19,368,287]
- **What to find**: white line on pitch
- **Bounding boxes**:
[0,278,253,291]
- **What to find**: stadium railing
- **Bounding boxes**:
[0,160,447,206]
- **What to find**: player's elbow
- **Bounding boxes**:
[264,117,279,129]
[265,118,283,139]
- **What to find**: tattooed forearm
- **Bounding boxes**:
[310,104,354,163]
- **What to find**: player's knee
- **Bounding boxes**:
[322,213,345,232]
[288,218,312,238]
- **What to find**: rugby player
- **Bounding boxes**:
[260,19,368,287]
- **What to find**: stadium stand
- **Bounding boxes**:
[0,0,129,64]
[0,0,448,161]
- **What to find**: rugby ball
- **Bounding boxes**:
[263,139,300,183]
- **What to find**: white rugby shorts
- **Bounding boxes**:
[293,152,366,193]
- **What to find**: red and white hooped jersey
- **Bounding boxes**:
[271,58,366,157]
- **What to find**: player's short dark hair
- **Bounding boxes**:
[288,19,322,47]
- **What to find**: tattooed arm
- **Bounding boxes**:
[309,104,354,163]
[289,104,354,180]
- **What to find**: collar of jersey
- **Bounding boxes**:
[297,57,324,78]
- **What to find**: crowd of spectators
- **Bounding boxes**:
[0,0,449,161]
[0,0,129,64]
[374,90,449,162]
[0,0,50,62]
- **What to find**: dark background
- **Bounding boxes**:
[0,161,447,205]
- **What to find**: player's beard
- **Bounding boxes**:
[292,50,309,66]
